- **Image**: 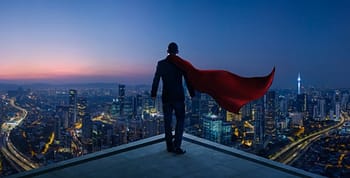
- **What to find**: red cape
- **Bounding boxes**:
[167,55,275,114]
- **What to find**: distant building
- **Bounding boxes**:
[296,94,307,113]
[278,96,288,117]
[319,99,326,120]
[77,97,87,123]
[203,114,222,143]
[254,103,265,150]
[118,84,125,116]
[290,112,303,128]
[241,103,252,119]
[221,122,232,146]
[135,94,143,116]
[341,93,349,110]
[110,100,121,119]
[202,114,232,145]
[83,113,92,135]
[335,103,340,120]
[334,90,341,120]
[69,89,77,125]
[123,96,134,118]
[92,121,114,152]
[265,91,277,142]
[56,105,70,129]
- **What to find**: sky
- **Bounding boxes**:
[0,0,349,88]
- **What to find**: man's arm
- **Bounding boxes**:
[184,74,195,98]
[151,62,161,98]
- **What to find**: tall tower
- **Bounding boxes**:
[69,89,77,125]
[77,97,87,123]
[253,100,265,150]
[118,84,126,116]
[297,73,301,95]
[265,91,276,142]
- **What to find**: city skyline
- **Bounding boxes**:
[1,0,350,88]
[1,82,349,177]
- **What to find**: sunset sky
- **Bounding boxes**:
[0,0,349,88]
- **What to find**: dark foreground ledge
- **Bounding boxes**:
[8,133,324,178]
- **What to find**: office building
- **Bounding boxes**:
[69,89,77,126]
[265,91,276,142]
[118,84,125,116]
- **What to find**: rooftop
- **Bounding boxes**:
[9,134,324,178]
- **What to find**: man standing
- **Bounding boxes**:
[151,42,195,154]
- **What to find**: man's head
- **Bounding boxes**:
[167,42,178,55]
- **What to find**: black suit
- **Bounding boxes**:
[151,55,194,150]
[151,57,194,102]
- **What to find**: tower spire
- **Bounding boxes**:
[297,73,301,95]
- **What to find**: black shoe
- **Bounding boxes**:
[174,148,186,155]
[167,146,175,153]
[166,142,175,153]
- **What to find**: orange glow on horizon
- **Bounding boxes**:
[0,54,152,81]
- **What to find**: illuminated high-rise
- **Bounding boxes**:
[265,91,276,142]
[319,99,326,120]
[202,114,222,143]
[77,97,87,123]
[123,96,134,118]
[335,103,340,120]
[296,94,307,113]
[69,89,77,125]
[334,90,341,120]
[118,84,125,116]
[202,114,232,145]
[297,73,301,95]
[254,103,265,150]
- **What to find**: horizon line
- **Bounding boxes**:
[0,80,349,90]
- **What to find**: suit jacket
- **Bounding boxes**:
[151,56,195,103]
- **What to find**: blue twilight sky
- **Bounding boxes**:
[0,0,349,88]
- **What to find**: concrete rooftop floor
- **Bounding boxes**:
[8,134,323,178]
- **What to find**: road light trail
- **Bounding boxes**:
[0,98,39,171]
[271,112,347,162]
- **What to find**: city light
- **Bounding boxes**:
[1,79,350,178]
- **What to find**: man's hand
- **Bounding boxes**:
[151,97,156,100]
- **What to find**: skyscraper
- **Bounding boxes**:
[55,105,70,129]
[69,89,77,126]
[265,91,276,142]
[319,99,326,120]
[82,114,92,140]
[118,84,125,116]
[296,94,307,113]
[77,97,87,123]
[123,96,134,118]
[202,114,223,143]
[254,103,265,150]
[334,90,341,120]
[335,103,340,120]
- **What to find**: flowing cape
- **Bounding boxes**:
[167,55,275,114]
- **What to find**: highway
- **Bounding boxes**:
[271,112,347,164]
[0,98,40,172]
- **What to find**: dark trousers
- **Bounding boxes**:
[162,101,185,149]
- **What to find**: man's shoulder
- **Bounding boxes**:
[157,58,169,65]
[158,58,168,63]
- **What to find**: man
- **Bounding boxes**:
[151,42,195,154]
